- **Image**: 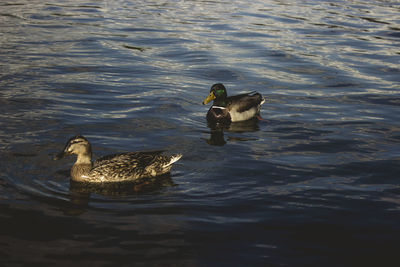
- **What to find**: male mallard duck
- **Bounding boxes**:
[202,83,265,124]
[54,135,182,183]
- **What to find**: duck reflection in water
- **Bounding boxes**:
[206,118,261,146]
[69,173,175,198]
[63,174,175,215]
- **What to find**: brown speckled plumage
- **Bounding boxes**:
[55,135,181,183]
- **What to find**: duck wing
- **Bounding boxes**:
[226,92,264,112]
[94,151,164,167]
[90,151,167,181]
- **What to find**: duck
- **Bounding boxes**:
[54,135,182,183]
[202,83,265,124]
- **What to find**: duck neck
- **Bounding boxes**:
[76,153,92,165]
[71,153,92,182]
[214,97,227,107]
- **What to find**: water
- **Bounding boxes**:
[1,0,399,265]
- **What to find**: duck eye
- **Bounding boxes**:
[71,139,84,145]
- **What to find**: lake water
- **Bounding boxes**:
[1,0,399,266]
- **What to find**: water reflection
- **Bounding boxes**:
[206,118,260,146]
[207,129,226,146]
[69,173,174,197]
[1,0,399,265]
[64,174,175,215]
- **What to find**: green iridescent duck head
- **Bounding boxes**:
[202,83,228,106]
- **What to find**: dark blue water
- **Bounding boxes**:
[1,0,399,266]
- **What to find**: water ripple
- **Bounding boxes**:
[1,0,399,265]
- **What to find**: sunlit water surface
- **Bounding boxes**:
[1,0,399,266]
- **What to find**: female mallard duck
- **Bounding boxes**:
[54,135,182,183]
[202,83,265,124]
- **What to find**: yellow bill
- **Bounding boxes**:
[202,91,216,105]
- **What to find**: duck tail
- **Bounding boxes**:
[165,153,182,167]
[251,92,265,105]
